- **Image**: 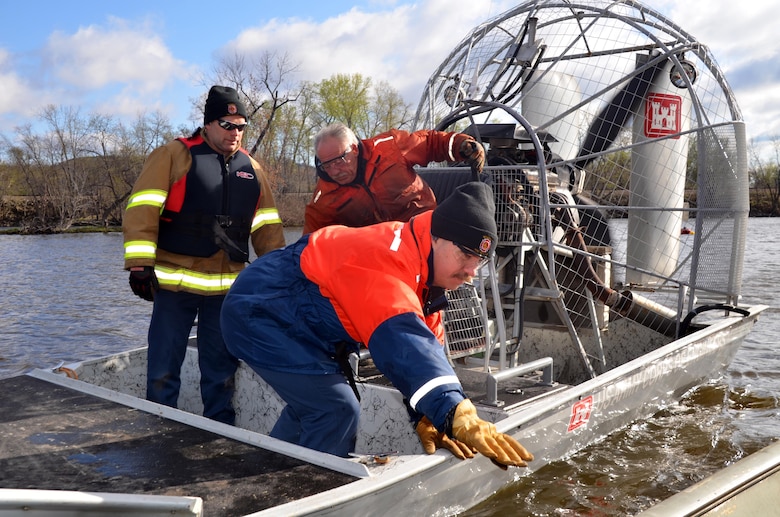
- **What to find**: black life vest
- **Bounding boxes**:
[158,135,261,262]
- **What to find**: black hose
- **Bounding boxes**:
[677,304,751,338]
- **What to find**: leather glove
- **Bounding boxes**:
[458,138,485,173]
[129,266,159,301]
[416,416,475,460]
[451,399,533,468]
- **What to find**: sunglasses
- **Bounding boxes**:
[217,119,248,132]
[455,242,490,268]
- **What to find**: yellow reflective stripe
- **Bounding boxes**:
[126,189,168,210]
[155,265,238,293]
[251,207,282,232]
[124,240,156,260]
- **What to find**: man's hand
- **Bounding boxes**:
[416,416,475,460]
[451,399,533,468]
[129,266,159,301]
[458,139,486,173]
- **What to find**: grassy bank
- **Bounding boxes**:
[0,193,309,235]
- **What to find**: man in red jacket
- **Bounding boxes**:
[222,182,533,468]
[303,123,485,233]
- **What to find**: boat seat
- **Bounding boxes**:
[417,168,474,202]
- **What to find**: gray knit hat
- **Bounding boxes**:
[431,182,497,258]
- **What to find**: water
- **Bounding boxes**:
[1,222,778,515]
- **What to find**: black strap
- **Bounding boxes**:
[211,218,249,262]
[334,342,360,402]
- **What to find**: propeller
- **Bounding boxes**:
[574,56,665,170]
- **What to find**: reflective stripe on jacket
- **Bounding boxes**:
[156,136,260,261]
[221,210,465,431]
[123,132,285,295]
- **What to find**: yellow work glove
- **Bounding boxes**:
[416,416,475,460]
[451,399,533,468]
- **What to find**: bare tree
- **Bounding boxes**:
[7,105,96,230]
[5,107,175,230]
[87,111,175,226]
[254,83,319,194]
[366,80,413,135]
[749,137,780,215]
[208,50,301,155]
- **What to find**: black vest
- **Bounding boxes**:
[158,136,261,262]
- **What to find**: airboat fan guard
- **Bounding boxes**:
[412,0,749,375]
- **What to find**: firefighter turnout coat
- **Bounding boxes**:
[123,132,285,295]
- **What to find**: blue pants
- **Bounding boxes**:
[147,289,238,425]
[251,366,360,457]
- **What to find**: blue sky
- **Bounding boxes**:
[1,0,778,159]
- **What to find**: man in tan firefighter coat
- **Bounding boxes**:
[123,85,285,424]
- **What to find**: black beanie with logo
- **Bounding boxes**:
[203,85,248,125]
[431,182,497,258]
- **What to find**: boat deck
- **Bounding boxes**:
[357,356,569,413]
[0,375,357,516]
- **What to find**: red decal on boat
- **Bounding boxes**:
[645,93,682,139]
[568,395,593,432]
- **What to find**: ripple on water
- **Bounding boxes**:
[462,382,776,516]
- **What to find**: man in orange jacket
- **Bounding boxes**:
[303,123,485,233]
[222,182,533,468]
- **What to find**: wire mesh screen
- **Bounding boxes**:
[414,0,749,343]
[443,283,487,359]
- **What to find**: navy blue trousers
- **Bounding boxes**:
[251,366,360,457]
[146,289,238,425]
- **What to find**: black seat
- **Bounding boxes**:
[417,168,475,202]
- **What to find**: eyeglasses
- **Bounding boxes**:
[319,148,352,171]
[217,119,248,132]
[455,242,490,268]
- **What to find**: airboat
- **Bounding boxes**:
[0,1,766,515]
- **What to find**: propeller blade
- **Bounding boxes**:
[574,57,665,169]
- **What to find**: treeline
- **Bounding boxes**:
[747,140,780,216]
[581,138,780,217]
[0,51,414,232]
[2,50,779,232]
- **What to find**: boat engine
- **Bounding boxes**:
[460,121,679,337]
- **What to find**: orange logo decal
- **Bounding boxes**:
[478,236,492,254]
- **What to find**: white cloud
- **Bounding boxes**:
[0,51,29,111]
[0,48,59,126]
[229,0,516,105]
[1,0,776,159]
[43,17,190,94]
[661,1,780,156]
[664,1,776,65]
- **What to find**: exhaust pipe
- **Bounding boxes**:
[612,290,678,337]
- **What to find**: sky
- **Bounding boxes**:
[1,0,778,160]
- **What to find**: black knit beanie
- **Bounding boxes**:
[203,85,248,125]
[431,182,497,257]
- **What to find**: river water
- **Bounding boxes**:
[1,219,778,515]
